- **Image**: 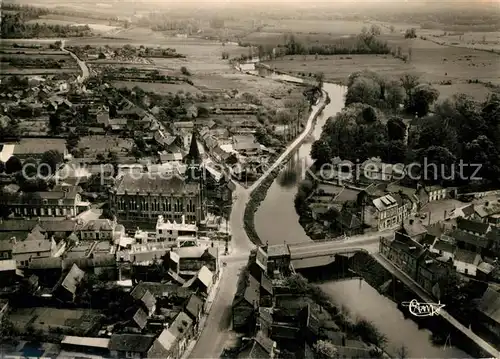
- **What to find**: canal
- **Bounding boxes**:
[252,77,469,357]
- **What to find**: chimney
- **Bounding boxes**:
[485,201,489,207]
[409,219,414,225]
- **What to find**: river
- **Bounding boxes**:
[252,77,469,357]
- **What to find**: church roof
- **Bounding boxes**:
[184,130,201,165]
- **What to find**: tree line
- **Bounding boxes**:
[2,13,92,38]
[311,70,500,189]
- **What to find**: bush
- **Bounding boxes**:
[180,66,191,76]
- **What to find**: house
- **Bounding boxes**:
[62,254,118,281]
[130,287,157,316]
[456,218,491,237]
[175,246,219,274]
[475,202,500,226]
[386,184,420,215]
[372,194,410,231]
[379,232,426,279]
[12,234,57,268]
[182,265,214,294]
[476,286,500,339]
[425,185,447,202]
[27,257,63,286]
[79,219,119,241]
[361,157,395,182]
[237,331,276,358]
[108,333,155,359]
[450,204,476,220]
[232,274,260,332]
[232,135,260,156]
[400,218,428,242]
[4,188,90,218]
[156,215,197,243]
[185,294,204,332]
[147,312,194,359]
[334,211,363,236]
[212,146,238,165]
[430,238,456,262]
[60,336,110,357]
[416,254,452,299]
[265,244,291,277]
[12,138,68,160]
[0,233,15,259]
[54,263,85,302]
[453,248,481,276]
[0,260,17,286]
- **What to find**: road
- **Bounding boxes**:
[374,253,500,359]
[60,39,90,82]
[188,87,327,359]
[248,90,327,193]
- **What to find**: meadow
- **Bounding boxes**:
[111,80,201,95]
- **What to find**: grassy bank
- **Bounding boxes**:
[243,92,330,245]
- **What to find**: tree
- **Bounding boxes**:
[5,156,22,174]
[387,117,407,141]
[370,24,381,36]
[40,150,63,177]
[22,157,38,178]
[310,139,331,164]
[315,72,324,90]
[313,340,338,359]
[180,66,191,76]
[385,81,405,110]
[362,106,377,122]
[404,28,417,39]
[400,73,420,109]
[346,77,381,107]
[390,25,395,33]
[408,85,440,116]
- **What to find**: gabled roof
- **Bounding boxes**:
[454,248,481,266]
[13,238,52,254]
[108,334,155,353]
[478,286,500,324]
[29,257,62,270]
[149,311,193,357]
[432,239,456,254]
[237,331,274,358]
[60,264,85,295]
[450,229,490,249]
[185,294,204,319]
[456,218,490,236]
[132,308,148,330]
[260,273,273,295]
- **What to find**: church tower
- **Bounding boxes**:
[184,129,205,221]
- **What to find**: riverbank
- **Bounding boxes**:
[243,91,330,245]
[298,252,485,358]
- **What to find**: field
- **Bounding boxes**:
[111,80,202,95]
[263,34,499,101]
[9,307,102,334]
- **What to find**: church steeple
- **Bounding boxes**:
[184,129,202,165]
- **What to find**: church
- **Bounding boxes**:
[109,130,205,226]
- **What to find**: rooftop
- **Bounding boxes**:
[13,138,67,155]
[108,334,155,353]
[115,172,199,195]
[454,248,481,266]
[266,244,290,258]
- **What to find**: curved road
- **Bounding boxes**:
[60,39,90,82]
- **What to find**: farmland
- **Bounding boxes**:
[0,44,79,76]
[111,80,201,95]
[261,30,500,101]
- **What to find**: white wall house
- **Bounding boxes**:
[373,194,410,231]
[453,248,481,276]
[426,186,447,202]
[156,215,197,242]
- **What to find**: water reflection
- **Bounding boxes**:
[319,280,470,359]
